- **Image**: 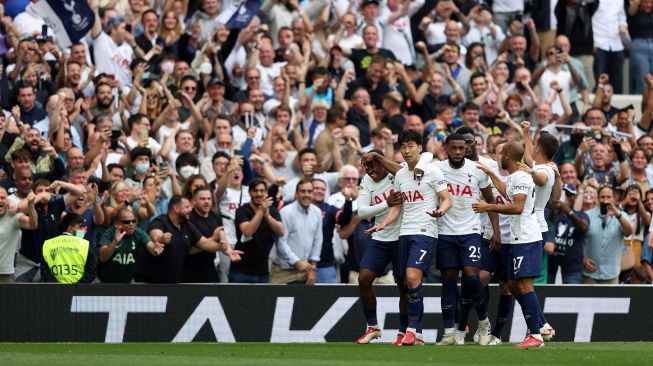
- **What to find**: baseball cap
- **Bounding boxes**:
[362,0,380,7]
[106,16,125,29]
[208,77,225,87]
[562,183,577,196]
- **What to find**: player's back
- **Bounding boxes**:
[506,171,541,244]
[435,158,490,236]
[533,163,555,232]
[394,163,447,238]
[359,173,402,241]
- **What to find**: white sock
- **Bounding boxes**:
[444,327,455,335]
[368,324,379,329]
[531,334,543,341]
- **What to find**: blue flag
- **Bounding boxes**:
[32,0,95,47]
[225,0,261,29]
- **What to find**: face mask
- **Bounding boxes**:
[216,148,230,155]
[135,162,149,174]
[75,230,85,238]
[179,166,198,180]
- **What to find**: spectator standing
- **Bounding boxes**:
[313,178,353,283]
[627,0,653,93]
[592,0,628,94]
[97,208,160,283]
[133,195,232,284]
[0,188,37,283]
[547,184,590,284]
[583,186,634,284]
[15,179,85,282]
[555,0,599,90]
[620,185,651,274]
[183,186,226,283]
[271,179,323,284]
[230,179,284,283]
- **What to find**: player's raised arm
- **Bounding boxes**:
[363,151,402,175]
[357,190,401,219]
[476,161,508,198]
[518,162,550,187]
[473,193,527,215]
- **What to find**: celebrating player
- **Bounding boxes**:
[476,138,516,345]
[435,132,500,346]
[366,130,452,346]
[473,141,545,348]
[355,149,431,345]
[519,122,561,340]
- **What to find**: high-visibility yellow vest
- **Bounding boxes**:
[42,235,89,284]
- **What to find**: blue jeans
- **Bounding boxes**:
[228,271,269,283]
[594,49,625,94]
[630,38,653,93]
[316,266,337,283]
[15,267,39,283]
[547,258,583,284]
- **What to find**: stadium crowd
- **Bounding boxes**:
[0,0,652,287]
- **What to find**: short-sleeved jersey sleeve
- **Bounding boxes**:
[428,165,448,193]
[511,173,534,196]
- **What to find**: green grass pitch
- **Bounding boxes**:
[2,343,653,366]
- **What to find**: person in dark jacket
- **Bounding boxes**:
[555,0,599,89]
[312,178,353,283]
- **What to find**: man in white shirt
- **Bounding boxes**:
[591,0,628,94]
[367,130,452,346]
[245,37,286,96]
[90,11,134,87]
[473,141,545,348]
[380,0,423,66]
[492,0,525,32]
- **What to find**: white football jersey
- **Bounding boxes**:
[358,173,401,241]
[435,158,491,236]
[219,186,251,245]
[533,164,555,232]
[486,175,512,244]
[477,156,501,240]
[394,163,448,238]
[506,171,542,244]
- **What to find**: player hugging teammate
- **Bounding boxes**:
[355,125,560,348]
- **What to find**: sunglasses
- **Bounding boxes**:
[121,219,136,224]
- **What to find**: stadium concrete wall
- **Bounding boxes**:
[0,284,647,343]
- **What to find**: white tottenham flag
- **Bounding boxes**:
[32,0,95,48]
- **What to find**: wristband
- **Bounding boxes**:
[616,212,623,219]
